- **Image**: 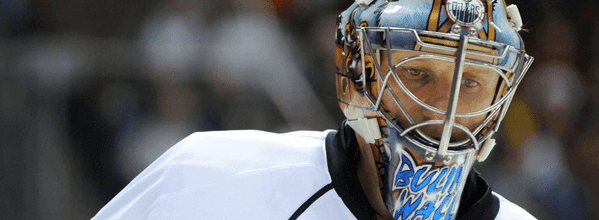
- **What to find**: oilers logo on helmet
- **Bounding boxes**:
[445,0,485,26]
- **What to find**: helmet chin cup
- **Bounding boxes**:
[383,126,477,219]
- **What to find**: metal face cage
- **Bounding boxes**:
[357,26,534,157]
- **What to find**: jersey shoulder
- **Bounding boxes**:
[493,192,537,220]
[93,129,337,220]
[160,130,335,179]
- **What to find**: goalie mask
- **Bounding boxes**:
[334,0,533,219]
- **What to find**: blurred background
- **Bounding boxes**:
[1,0,598,219]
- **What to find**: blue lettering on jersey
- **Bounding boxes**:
[390,152,467,220]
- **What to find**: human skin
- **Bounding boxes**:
[378,50,501,142]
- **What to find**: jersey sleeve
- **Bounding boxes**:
[92,130,336,220]
[492,192,537,220]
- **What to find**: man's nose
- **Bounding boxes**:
[419,80,453,121]
[420,95,449,121]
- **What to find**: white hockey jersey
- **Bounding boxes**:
[92,129,536,220]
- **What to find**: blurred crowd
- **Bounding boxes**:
[1,0,598,219]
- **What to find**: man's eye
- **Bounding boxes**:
[462,79,479,88]
[407,68,425,77]
[398,68,430,88]
[402,68,429,81]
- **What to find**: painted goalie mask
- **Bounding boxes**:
[334,0,533,219]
